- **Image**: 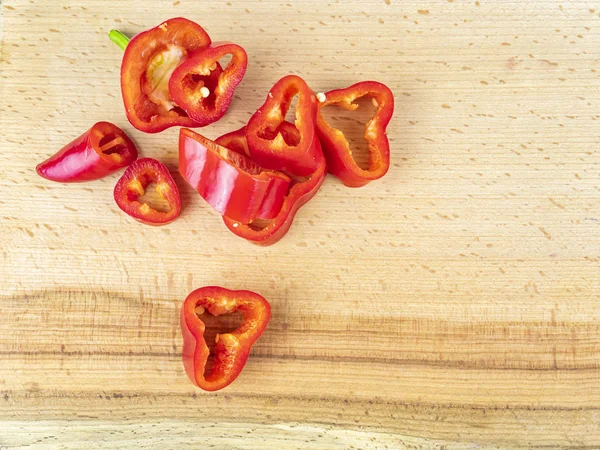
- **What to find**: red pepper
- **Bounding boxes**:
[222,123,327,246]
[179,128,291,223]
[36,122,137,183]
[169,42,248,126]
[180,286,271,391]
[114,158,181,225]
[246,75,323,177]
[118,18,213,133]
[316,81,394,187]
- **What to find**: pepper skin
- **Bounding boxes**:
[120,18,213,133]
[114,158,181,225]
[222,122,327,246]
[180,286,271,391]
[316,81,394,187]
[36,122,137,182]
[246,75,323,177]
[179,128,290,223]
[169,42,248,126]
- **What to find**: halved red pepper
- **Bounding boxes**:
[169,42,248,126]
[180,286,271,391]
[114,158,181,225]
[36,122,137,182]
[246,75,323,177]
[179,128,290,223]
[316,81,394,187]
[116,18,214,133]
[222,123,327,246]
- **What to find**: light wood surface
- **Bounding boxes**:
[1,0,599,448]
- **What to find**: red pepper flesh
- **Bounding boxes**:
[180,286,271,391]
[114,157,181,225]
[316,81,394,187]
[179,128,291,223]
[36,122,137,183]
[246,75,323,177]
[169,42,248,126]
[120,18,212,133]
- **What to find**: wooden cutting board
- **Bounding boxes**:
[1,0,599,448]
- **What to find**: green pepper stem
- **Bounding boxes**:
[108,30,130,51]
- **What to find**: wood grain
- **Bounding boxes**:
[1,0,599,448]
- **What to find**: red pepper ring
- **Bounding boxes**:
[180,286,271,391]
[179,128,291,223]
[169,42,248,127]
[246,75,323,177]
[316,81,394,187]
[36,122,138,183]
[114,158,181,225]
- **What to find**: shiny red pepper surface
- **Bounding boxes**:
[36,122,137,183]
[114,158,181,225]
[180,286,271,391]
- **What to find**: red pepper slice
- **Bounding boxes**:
[120,18,213,133]
[180,286,271,391]
[179,128,291,223]
[316,81,394,187]
[36,122,137,183]
[169,42,248,126]
[114,158,181,225]
[246,75,323,177]
[222,123,327,246]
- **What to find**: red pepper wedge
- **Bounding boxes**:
[316,81,394,187]
[180,286,271,391]
[114,158,181,225]
[119,18,213,133]
[246,75,323,177]
[179,128,290,223]
[36,122,137,182]
[169,42,248,126]
[222,123,327,246]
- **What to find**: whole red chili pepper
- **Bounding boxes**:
[316,81,394,187]
[179,128,290,223]
[169,42,248,126]
[36,122,137,183]
[114,158,181,225]
[246,75,323,177]
[180,286,271,391]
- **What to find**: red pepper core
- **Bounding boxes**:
[316,81,394,187]
[179,128,291,223]
[120,18,212,133]
[180,286,271,391]
[36,122,137,183]
[113,158,181,225]
[169,42,248,126]
[246,75,323,177]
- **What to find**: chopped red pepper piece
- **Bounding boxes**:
[114,158,181,225]
[246,75,323,177]
[180,286,271,391]
[119,18,213,133]
[316,81,394,187]
[36,122,137,183]
[169,42,248,126]
[179,128,290,223]
[222,123,327,246]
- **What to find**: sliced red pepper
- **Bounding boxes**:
[36,122,137,183]
[316,81,394,187]
[169,42,248,126]
[114,158,181,225]
[180,286,271,391]
[118,18,213,133]
[222,123,327,246]
[179,128,291,223]
[246,75,323,177]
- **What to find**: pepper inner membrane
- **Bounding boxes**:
[178,54,233,111]
[98,133,128,159]
[144,45,187,111]
[128,173,172,213]
[256,93,301,146]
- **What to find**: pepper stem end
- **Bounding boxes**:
[108,30,130,51]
